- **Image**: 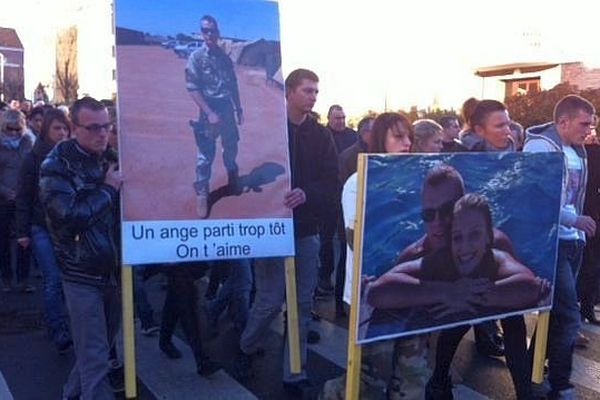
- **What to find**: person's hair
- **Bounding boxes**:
[28,106,45,121]
[357,116,375,135]
[470,100,507,130]
[461,97,480,128]
[370,112,412,153]
[327,104,343,118]
[453,193,494,245]
[412,119,443,152]
[423,164,465,197]
[509,121,524,147]
[285,68,319,93]
[1,109,25,133]
[70,96,106,125]
[553,94,595,122]
[40,108,71,141]
[200,15,219,32]
[439,115,459,129]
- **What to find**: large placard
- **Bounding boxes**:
[354,153,563,344]
[115,0,293,263]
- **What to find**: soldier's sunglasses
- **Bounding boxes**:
[421,200,455,223]
[201,27,218,35]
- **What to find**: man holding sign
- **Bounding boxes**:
[236,68,338,396]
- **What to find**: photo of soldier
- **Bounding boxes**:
[186,15,244,218]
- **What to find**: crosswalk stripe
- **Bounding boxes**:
[131,329,256,400]
[0,370,14,400]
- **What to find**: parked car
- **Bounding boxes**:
[174,41,203,58]
[161,40,181,49]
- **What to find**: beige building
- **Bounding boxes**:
[0,0,115,102]
[475,61,600,101]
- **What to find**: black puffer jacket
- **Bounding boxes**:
[15,138,54,237]
[39,139,119,285]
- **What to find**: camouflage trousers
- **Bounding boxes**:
[387,334,431,399]
[319,336,431,400]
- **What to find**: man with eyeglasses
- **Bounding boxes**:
[0,109,33,292]
[524,94,597,399]
[40,97,123,399]
[186,14,243,218]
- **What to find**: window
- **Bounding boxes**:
[505,77,541,97]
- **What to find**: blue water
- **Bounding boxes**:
[362,152,563,282]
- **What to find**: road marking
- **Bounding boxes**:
[122,328,256,400]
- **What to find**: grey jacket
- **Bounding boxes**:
[524,122,587,230]
[0,133,33,207]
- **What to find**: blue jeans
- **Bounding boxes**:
[240,235,320,382]
[207,259,252,331]
[133,266,155,327]
[31,225,68,337]
[548,239,584,393]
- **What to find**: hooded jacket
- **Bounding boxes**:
[524,122,587,235]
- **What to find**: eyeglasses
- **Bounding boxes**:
[75,122,113,135]
[201,27,218,35]
[5,126,23,133]
[421,200,455,223]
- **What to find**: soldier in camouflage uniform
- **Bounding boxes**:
[185,15,243,218]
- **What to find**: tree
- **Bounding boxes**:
[55,26,79,104]
[505,83,600,129]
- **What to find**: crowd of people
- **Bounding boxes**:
[1,67,599,400]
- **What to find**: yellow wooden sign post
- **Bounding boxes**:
[532,311,550,383]
[345,154,367,400]
[122,265,137,399]
[285,256,302,374]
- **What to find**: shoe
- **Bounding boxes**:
[335,302,348,318]
[55,330,73,354]
[475,333,504,358]
[548,386,576,400]
[141,323,160,336]
[23,284,36,293]
[160,341,183,359]
[234,351,254,380]
[282,379,315,398]
[580,303,600,325]
[307,329,320,344]
[196,357,222,376]
[196,195,208,218]
[227,170,243,195]
[108,365,125,393]
[314,286,333,300]
[575,331,589,348]
[425,376,453,400]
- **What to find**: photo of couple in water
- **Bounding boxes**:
[356,152,563,344]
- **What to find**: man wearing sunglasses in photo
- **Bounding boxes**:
[0,109,33,292]
[186,14,244,218]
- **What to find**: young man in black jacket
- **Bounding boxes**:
[40,97,123,400]
[237,69,338,396]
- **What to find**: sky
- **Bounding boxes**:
[2,0,600,116]
[115,0,279,41]
[276,0,600,116]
